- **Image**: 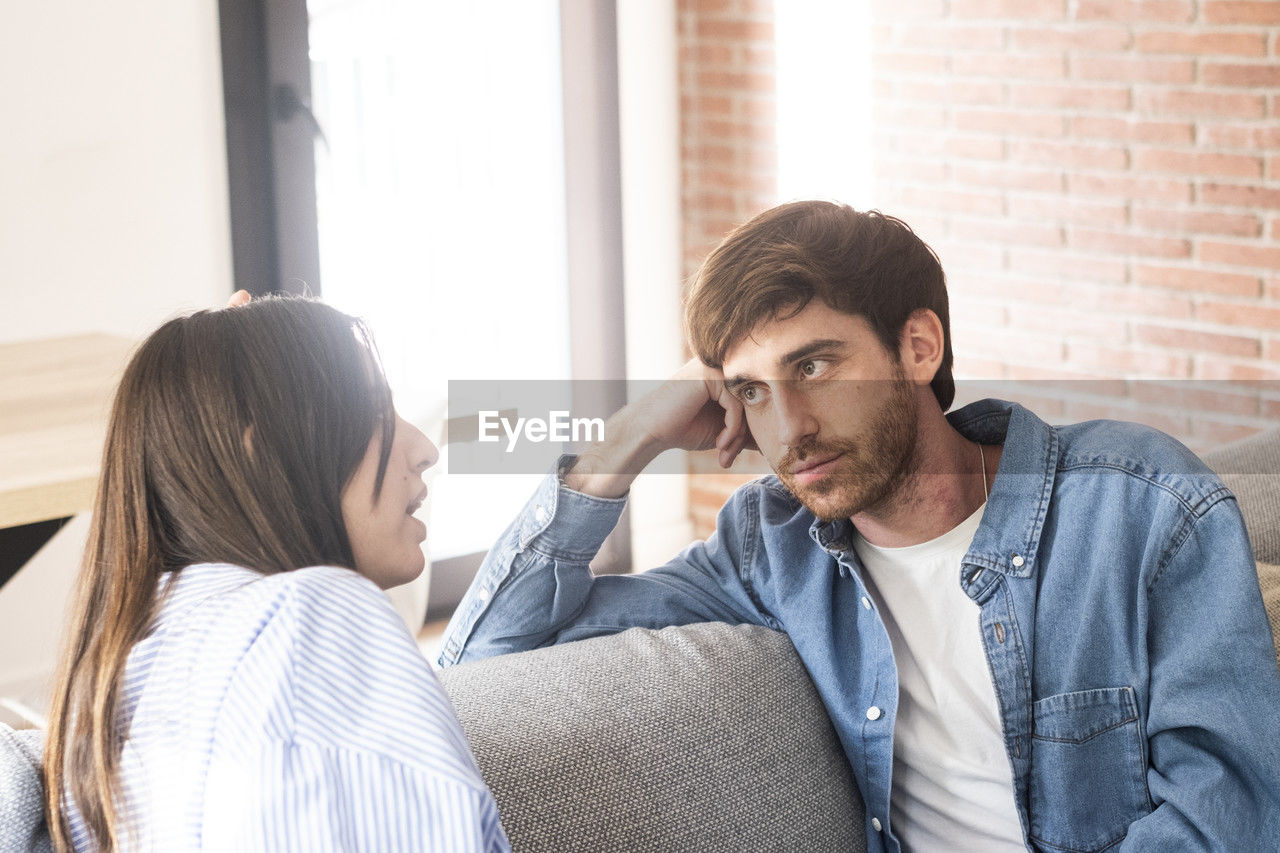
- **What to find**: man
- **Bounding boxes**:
[439,201,1280,851]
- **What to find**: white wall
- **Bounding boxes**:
[0,0,233,343]
[0,0,232,724]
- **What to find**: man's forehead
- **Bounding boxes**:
[722,304,871,372]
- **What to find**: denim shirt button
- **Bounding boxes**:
[872,817,883,832]
[861,596,872,610]
[866,706,882,721]
[1012,553,1025,567]
[535,504,550,523]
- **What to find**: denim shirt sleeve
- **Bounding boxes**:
[1121,495,1280,849]
[437,462,770,667]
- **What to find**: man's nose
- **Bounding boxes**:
[774,383,819,448]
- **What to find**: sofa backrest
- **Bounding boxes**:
[1204,427,1280,564]
[439,621,866,853]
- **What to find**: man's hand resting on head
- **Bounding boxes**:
[564,359,756,499]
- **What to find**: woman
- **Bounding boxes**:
[42,297,509,851]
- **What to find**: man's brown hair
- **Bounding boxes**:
[684,200,955,410]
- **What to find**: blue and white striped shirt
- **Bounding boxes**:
[65,562,509,851]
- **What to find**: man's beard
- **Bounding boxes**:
[775,372,919,522]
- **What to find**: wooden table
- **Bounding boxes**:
[0,334,136,584]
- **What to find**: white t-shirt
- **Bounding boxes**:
[854,504,1025,852]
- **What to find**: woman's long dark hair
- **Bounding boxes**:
[42,297,395,850]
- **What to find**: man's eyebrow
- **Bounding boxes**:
[779,338,847,366]
[724,339,849,390]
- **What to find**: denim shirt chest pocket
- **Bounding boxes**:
[1028,686,1153,853]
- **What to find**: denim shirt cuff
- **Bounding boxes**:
[519,454,627,559]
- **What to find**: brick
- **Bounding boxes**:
[955,109,1066,137]
[1074,0,1193,22]
[1202,63,1280,88]
[1135,264,1262,296]
[872,102,948,129]
[1135,323,1260,358]
[947,135,1007,160]
[1013,26,1131,51]
[1065,343,1192,377]
[896,24,1007,50]
[1133,206,1262,238]
[1007,305,1129,340]
[1195,358,1280,380]
[1135,31,1268,56]
[952,0,1066,18]
[956,328,1067,365]
[951,217,1065,247]
[887,78,1005,105]
[1203,1,1280,24]
[952,53,1065,80]
[1136,89,1266,119]
[876,157,949,182]
[1273,217,1280,241]
[1269,156,1280,181]
[899,186,1005,215]
[690,94,733,116]
[694,18,773,41]
[1077,284,1194,319]
[687,42,735,65]
[1012,83,1131,111]
[872,50,950,75]
[962,273,1068,303]
[1070,228,1191,258]
[1200,183,1280,209]
[1009,248,1129,283]
[740,96,777,122]
[870,0,949,18]
[953,163,1064,192]
[1270,278,1280,301]
[1132,149,1263,179]
[1199,125,1280,149]
[696,70,774,93]
[1270,341,1280,363]
[1132,381,1262,417]
[1010,140,1129,170]
[1197,299,1280,330]
[1200,241,1280,270]
[1070,116,1194,144]
[1008,195,1129,227]
[931,240,1006,271]
[1068,56,1194,85]
[1069,173,1192,203]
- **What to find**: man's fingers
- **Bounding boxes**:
[227,289,251,308]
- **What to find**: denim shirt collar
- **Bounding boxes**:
[807,399,1059,586]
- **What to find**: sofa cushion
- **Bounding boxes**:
[1203,428,1280,564]
[0,723,51,852]
[439,622,865,853]
[1259,562,1280,665]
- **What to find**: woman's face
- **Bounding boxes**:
[341,413,439,589]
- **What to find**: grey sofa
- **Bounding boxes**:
[439,431,1280,853]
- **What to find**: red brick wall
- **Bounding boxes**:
[680,0,1280,537]
[871,0,1280,442]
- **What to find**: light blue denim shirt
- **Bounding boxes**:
[440,399,1280,852]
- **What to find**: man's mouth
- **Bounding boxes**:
[789,452,844,483]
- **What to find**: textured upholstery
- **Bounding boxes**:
[1259,562,1280,665]
[0,723,51,852]
[439,622,866,853]
[1204,428,1280,564]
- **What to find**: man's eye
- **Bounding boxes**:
[800,359,823,377]
[741,386,759,403]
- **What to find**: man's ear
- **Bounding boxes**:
[899,309,944,386]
